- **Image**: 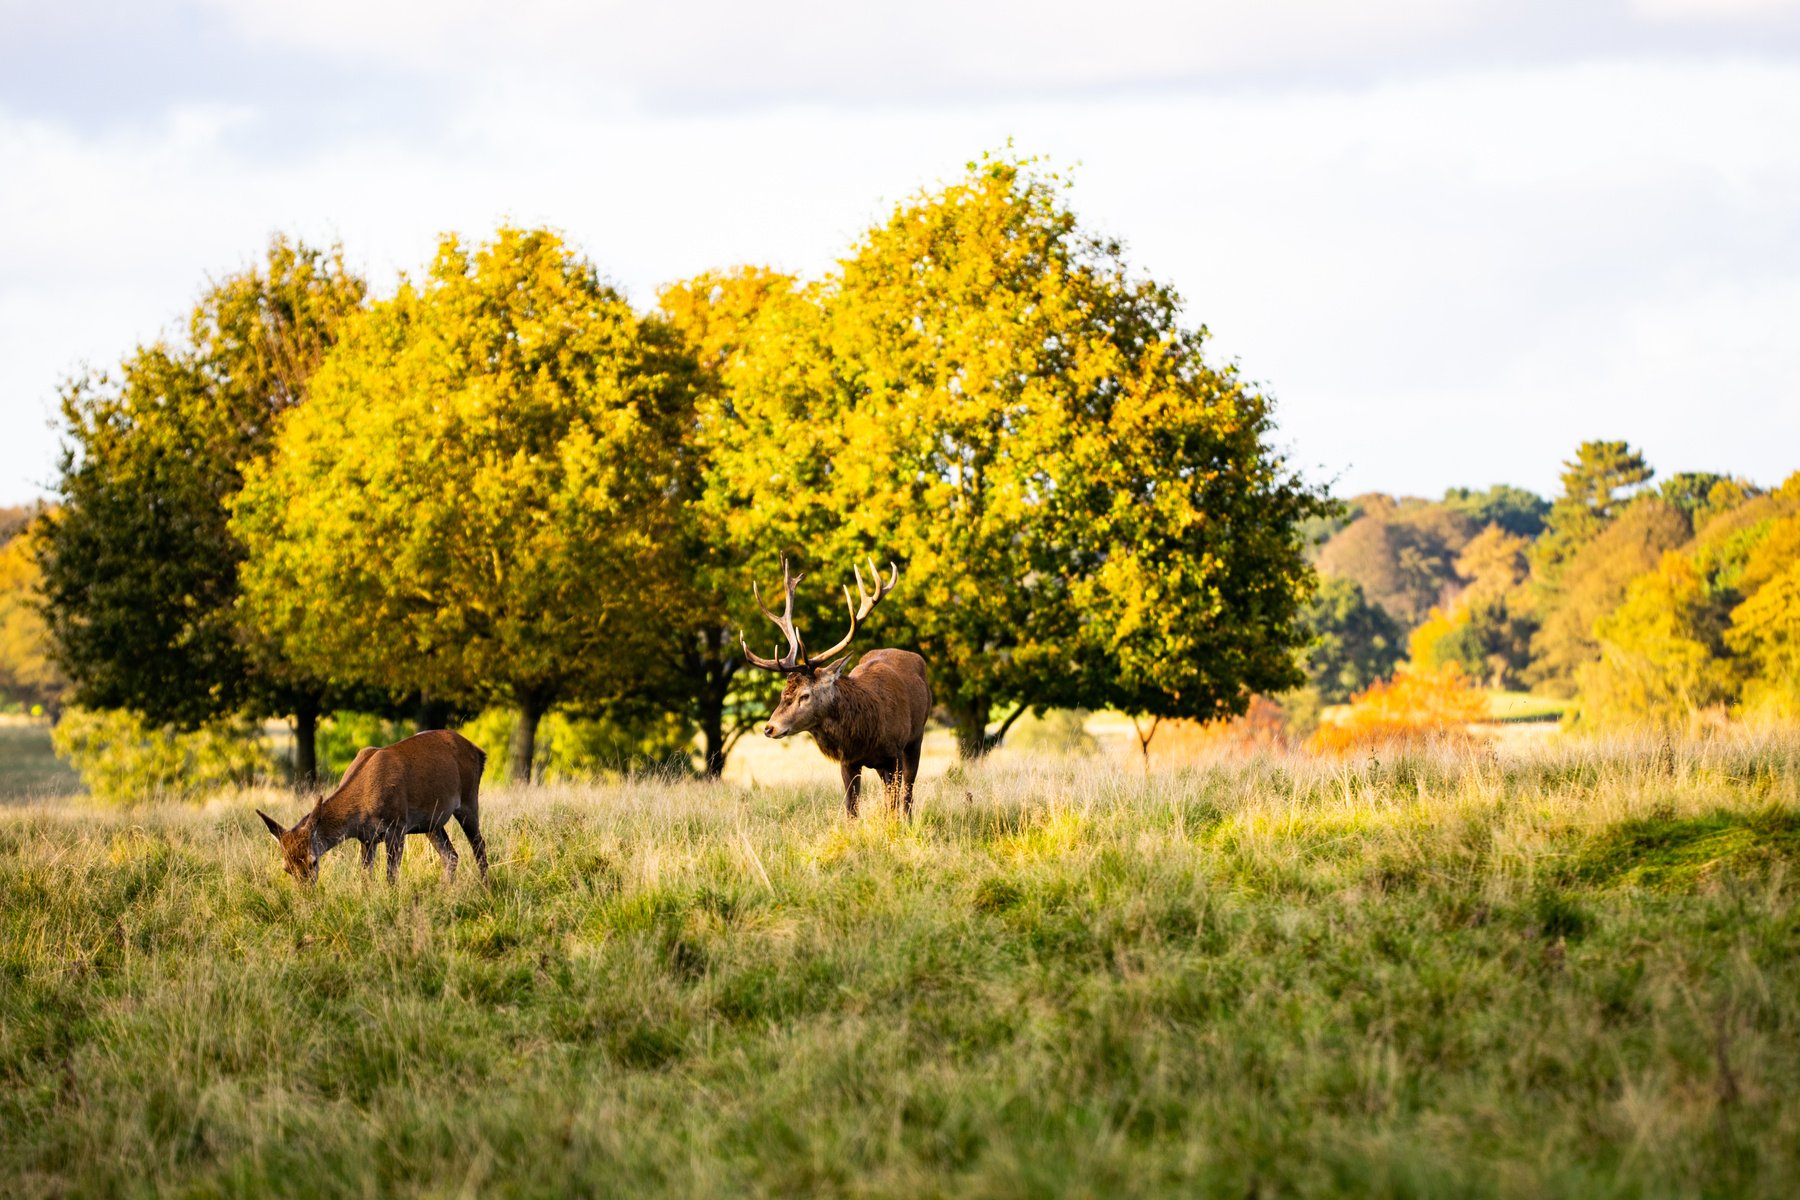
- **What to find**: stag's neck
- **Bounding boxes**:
[811,674,886,763]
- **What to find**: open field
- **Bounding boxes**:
[4,736,1800,1197]
[0,717,79,802]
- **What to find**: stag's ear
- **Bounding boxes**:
[820,658,850,681]
[256,809,285,839]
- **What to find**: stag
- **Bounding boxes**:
[742,557,932,817]
[256,729,488,884]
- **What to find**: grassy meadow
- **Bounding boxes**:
[3,735,1799,1197]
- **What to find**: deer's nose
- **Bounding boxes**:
[763,724,776,738]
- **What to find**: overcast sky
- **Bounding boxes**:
[4,1,1798,503]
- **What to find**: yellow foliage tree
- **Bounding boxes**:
[1579,552,1736,727]
[234,228,695,782]
[654,267,803,776]
[707,155,1326,757]
[0,527,68,712]
[1726,502,1800,721]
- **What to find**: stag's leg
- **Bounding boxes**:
[901,740,923,819]
[429,826,459,882]
[875,760,903,815]
[840,763,863,819]
[456,809,489,882]
[384,825,405,884]
[359,839,377,876]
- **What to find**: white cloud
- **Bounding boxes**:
[194,0,1472,86]
[3,50,1798,501]
[1636,0,1800,19]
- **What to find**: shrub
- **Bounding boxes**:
[50,707,270,804]
[460,706,696,782]
[1146,695,1294,762]
[316,711,414,776]
[1309,664,1490,754]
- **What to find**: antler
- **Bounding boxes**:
[741,557,808,672]
[739,556,900,673]
[806,557,898,667]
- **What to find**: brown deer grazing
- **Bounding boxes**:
[743,557,931,817]
[256,729,488,884]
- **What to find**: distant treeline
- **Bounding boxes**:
[5,156,1333,788]
[1296,445,1799,730]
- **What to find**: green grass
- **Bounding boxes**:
[1485,691,1573,723]
[0,718,80,802]
[4,736,1800,1197]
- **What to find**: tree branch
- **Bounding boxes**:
[984,701,1032,753]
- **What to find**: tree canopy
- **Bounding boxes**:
[233,228,696,781]
[1300,575,1404,704]
[0,524,67,712]
[654,267,803,775]
[1532,440,1653,584]
[35,238,366,779]
[1527,497,1690,696]
[705,157,1326,755]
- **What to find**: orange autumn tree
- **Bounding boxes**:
[1309,664,1490,754]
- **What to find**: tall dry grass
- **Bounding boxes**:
[2,731,1797,1196]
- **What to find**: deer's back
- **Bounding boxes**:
[333,729,484,831]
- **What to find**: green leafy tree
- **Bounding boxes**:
[1532,440,1653,584]
[1442,484,1550,539]
[1301,575,1404,704]
[1657,472,1738,520]
[35,238,366,782]
[708,156,1326,756]
[234,228,694,782]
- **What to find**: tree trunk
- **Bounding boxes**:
[509,694,549,785]
[414,695,452,733]
[949,698,1035,758]
[949,699,992,759]
[292,697,320,791]
[699,694,727,779]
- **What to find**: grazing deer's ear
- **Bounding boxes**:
[821,658,849,681]
[256,809,285,839]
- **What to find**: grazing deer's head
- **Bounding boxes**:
[258,808,321,884]
[742,556,897,738]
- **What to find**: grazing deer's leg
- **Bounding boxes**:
[456,810,489,882]
[429,826,459,881]
[840,763,862,818]
[360,840,377,875]
[384,825,405,884]
[901,740,923,819]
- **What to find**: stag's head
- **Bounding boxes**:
[257,808,321,884]
[742,556,897,739]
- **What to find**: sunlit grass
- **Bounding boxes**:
[3,733,1799,1196]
